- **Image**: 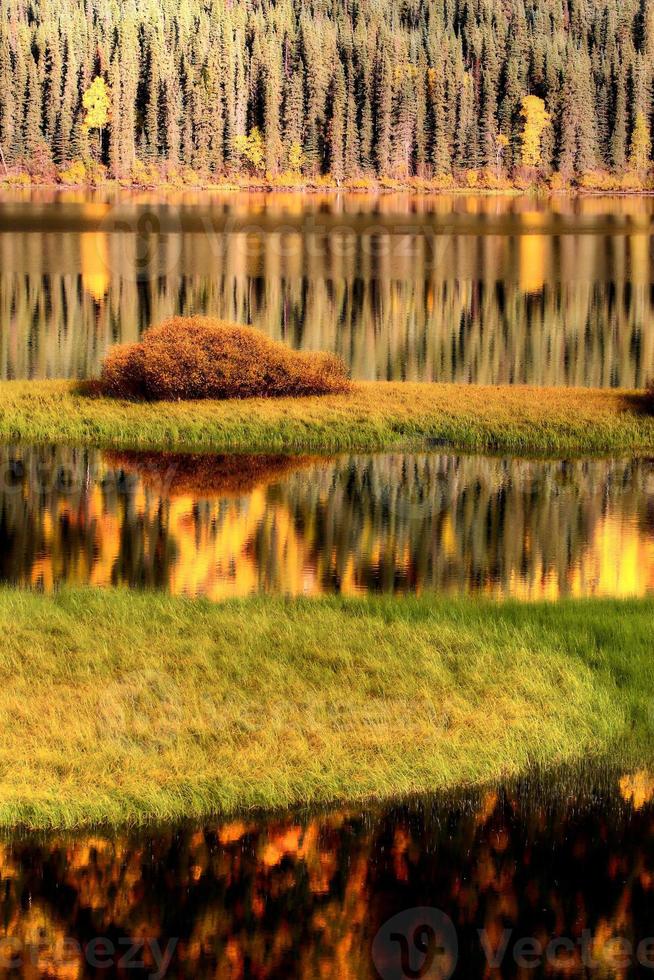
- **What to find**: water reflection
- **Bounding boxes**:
[0,192,652,385]
[1,767,654,977]
[1,446,653,601]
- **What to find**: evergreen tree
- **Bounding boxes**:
[392,67,416,177]
[264,36,283,175]
[24,58,44,158]
[559,48,598,174]
[612,67,628,170]
[144,38,160,161]
[344,60,360,176]
[164,70,182,169]
[329,61,346,180]
[56,44,77,165]
[0,30,17,163]
[429,65,452,174]
[414,57,428,175]
[375,45,393,175]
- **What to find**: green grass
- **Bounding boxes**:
[0,586,652,829]
[0,379,652,455]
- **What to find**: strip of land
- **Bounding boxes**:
[0,380,652,456]
[0,587,651,828]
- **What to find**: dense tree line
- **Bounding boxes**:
[0,0,652,181]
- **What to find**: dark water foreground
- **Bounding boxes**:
[1,765,654,978]
[0,445,652,602]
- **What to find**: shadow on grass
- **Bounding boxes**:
[621,390,654,416]
[73,378,106,399]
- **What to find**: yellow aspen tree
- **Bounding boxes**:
[629,112,652,175]
[82,76,111,159]
[287,142,305,173]
[233,127,266,173]
[519,95,550,168]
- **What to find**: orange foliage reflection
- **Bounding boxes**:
[0,448,652,602]
[0,769,653,977]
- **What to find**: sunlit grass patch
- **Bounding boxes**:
[0,380,652,455]
[0,588,651,828]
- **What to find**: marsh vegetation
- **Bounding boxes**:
[0,586,652,827]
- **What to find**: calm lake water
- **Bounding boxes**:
[2,765,654,977]
[1,445,652,601]
[0,189,653,386]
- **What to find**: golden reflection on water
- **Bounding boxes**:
[6,186,654,219]
[1,447,652,602]
[0,191,652,385]
[79,232,110,301]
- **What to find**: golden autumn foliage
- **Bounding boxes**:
[81,77,111,133]
[100,317,351,400]
[519,95,551,169]
[233,127,266,173]
[99,341,146,398]
[629,112,652,176]
[287,142,305,173]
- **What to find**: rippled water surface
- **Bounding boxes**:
[1,445,652,601]
[2,766,654,977]
[1,189,653,385]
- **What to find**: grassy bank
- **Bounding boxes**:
[0,587,652,828]
[0,380,652,456]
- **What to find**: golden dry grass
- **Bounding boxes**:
[0,379,652,455]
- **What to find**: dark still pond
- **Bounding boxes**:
[1,446,653,601]
[2,767,654,977]
[0,190,653,386]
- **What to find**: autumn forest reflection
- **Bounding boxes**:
[0,192,653,386]
[3,766,654,978]
[1,446,653,602]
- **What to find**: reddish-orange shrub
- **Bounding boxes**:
[100,342,147,398]
[100,316,351,400]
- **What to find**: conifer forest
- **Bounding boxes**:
[0,0,652,185]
